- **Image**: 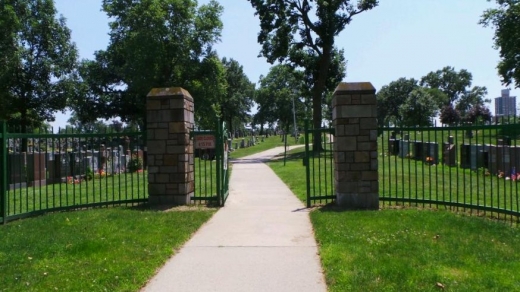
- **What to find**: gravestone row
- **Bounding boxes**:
[7,147,143,190]
[388,137,520,176]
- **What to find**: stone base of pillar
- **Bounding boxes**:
[148,193,193,208]
[336,192,379,210]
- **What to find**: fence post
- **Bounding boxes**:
[1,121,7,223]
[146,88,195,206]
[332,82,379,210]
[216,119,222,205]
[304,119,311,208]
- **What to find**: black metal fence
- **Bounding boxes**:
[304,120,335,207]
[0,122,147,224]
[380,122,520,223]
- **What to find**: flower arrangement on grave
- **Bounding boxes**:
[92,169,107,179]
[67,176,81,184]
[425,156,435,165]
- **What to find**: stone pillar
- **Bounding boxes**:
[332,82,379,210]
[146,87,194,206]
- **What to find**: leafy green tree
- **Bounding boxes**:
[421,66,489,122]
[255,65,305,136]
[398,88,442,127]
[481,1,520,88]
[455,86,489,120]
[420,66,473,105]
[0,0,78,133]
[220,58,255,135]
[191,52,228,128]
[248,0,378,150]
[376,78,419,127]
[77,0,224,128]
[0,4,18,118]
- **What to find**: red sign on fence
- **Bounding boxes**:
[195,135,216,149]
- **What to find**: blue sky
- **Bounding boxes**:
[52,0,515,128]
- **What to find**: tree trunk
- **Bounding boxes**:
[312,47,332,152]
[228,117,233,138]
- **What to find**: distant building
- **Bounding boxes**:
[495,89,517,117]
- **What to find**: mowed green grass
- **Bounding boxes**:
[0,207,215,291]
[230,135,303,159]
[269,147,520,291]
[312,208,520,292]
[6,172,147,217]
[380,155,520,215]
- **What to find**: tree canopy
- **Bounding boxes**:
[248,0,377,149]
[420,66,490,123]
[219,58,255,135]
[376,78,420,127]
[255,65,305,134]
[0,0,78,131]
[481,0,520,88]
[378,66,492,127]
[72,0,226,129]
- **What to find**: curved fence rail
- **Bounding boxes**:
[380,123,520,223]
[0,122,147,224]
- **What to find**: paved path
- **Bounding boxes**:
[142,146,327,292]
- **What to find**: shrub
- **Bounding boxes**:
[128,154,143,173]
[85,167,94,180]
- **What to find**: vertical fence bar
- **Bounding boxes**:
[1,121,7,224]
[304,120,311,208]
[216,120,222,206]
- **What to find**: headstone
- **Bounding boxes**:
[398,140,410,158]
[442,143,457,166]
[388,139,399,156]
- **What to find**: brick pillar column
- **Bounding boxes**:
[146,87,194,206]
[332,82,379,210]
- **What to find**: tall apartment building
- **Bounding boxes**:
[495,89,517,117]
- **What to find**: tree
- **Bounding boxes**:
[255,65,305,136]
[439,104,461,126]
[420,66,472,105]
[248,0,378,150]
[466,104,492,124]
[421,66,489,121]
[398,88,442,127]
[0,0,78,133]
[77,0,224,128]
[376,78,419,127]
[455,86,489,120]
[220,58,255,136]
[481,1,520,88]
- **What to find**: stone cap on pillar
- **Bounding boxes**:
[147,87,193,101]
[334,82,376,95]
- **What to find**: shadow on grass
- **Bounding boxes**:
[126,202,220,212]
[270,151,307,162]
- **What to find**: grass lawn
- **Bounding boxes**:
[268,147,520,291]
[0,206,215,291]
[6,172,147,217]
[230,135,303,159]
[380,155,520,216]
[312,208,520,291]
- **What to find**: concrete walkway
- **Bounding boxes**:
[142,146,327,292]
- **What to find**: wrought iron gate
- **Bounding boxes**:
[192,120,229,206]
[304,120,335,207]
